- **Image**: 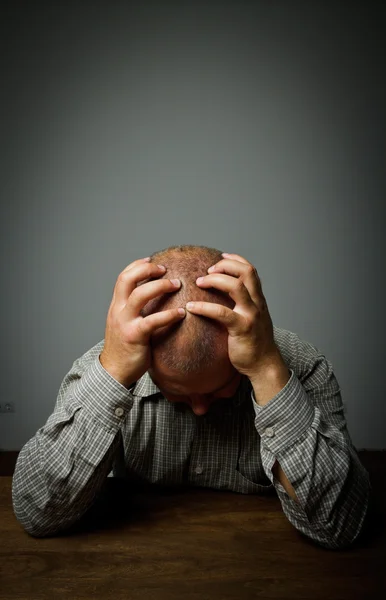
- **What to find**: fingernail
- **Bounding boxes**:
[207,266,216,272]
[144,256,151,261]
[186,302,195,309]
[178,307,185,315]
[222,253,230,256]
[157,264,166,270]
[196,277,204,284]
[171,278,181,286]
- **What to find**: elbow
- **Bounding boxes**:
[306,480,372,551]
[13,505,78,538]
[13,496,82,538]
[12,479,75,539]
[12,502,51,538]
[12,496,59,538]
[299,509,370,550]
[17,520,53,539]
[287,465,372,551]
[310,528,365,551]
[310,525,367,551]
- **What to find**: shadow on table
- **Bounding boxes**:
[353,455,386,549]
[57,477,196,538]
[353,491,386,548]
[57,474,385,553]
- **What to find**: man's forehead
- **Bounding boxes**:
[150,363,239,393]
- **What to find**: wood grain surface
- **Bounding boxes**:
[0,451,385,600]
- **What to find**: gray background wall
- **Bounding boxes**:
[1,1,385,450]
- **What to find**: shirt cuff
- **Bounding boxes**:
[72,355,135,431]
[251,369,315,455]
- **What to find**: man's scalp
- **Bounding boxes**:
[142,245,234,315]
[141,245,234,373]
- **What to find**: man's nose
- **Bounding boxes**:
[189,394,212,415]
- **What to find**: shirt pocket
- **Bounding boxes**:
[233,465,274,494]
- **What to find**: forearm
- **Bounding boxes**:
[12,421,120,537]
[249,355,299,502]
[260,428,371,549]
[12,351,132,537]
[249,352,291,409]
[250,356,371,549]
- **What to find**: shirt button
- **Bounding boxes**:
[195,465,203,474]
[115,407,124,418]
[264,427,275,437]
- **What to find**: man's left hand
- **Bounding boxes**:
[185,252,286,382]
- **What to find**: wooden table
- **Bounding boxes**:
[1,451,385,600]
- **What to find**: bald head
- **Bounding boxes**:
[141,245,234,374]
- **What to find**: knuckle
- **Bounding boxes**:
[118,271,130,284]
[141,262,155,276]
[234,278,245,292]
[136,319,148,336]
[217,306,228,319]
[247,264,258,278]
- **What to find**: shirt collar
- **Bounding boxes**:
[132,371,160,397]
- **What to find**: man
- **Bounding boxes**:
[12,245,371,548]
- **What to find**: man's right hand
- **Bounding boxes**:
[99,257,184,388]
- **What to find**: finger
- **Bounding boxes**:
[185,301,240,334]
[138,307,186,339]
[196,273,255,310]
[126,278,181,317]
[114,262,167,307]
[221,252,250,265]
[111,257,151,297]
[207,258,262,305]
[121,256,151,274]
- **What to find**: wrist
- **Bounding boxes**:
[248,352,290,407]
[99,353,136,389]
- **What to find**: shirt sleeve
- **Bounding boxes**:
[251,359,371,550]
[12,342,135,537]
